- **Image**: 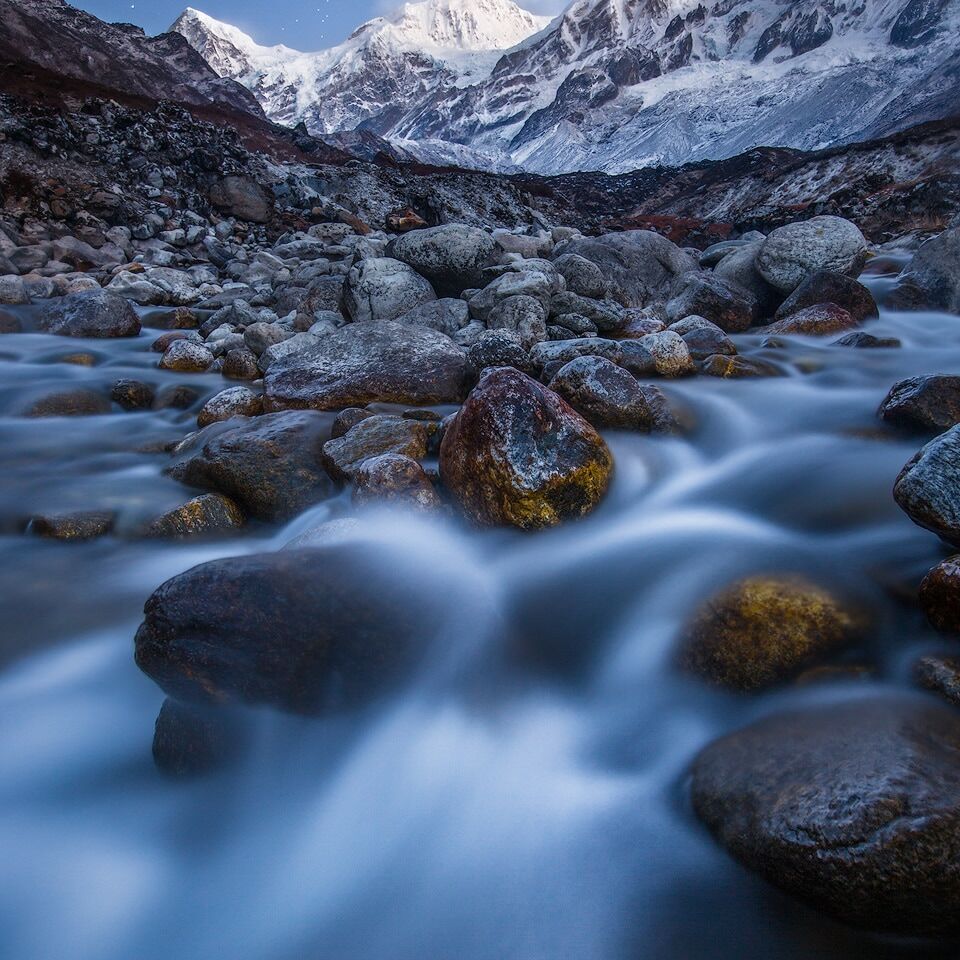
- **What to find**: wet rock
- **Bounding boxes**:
[468,329,532,375]
[756,217,868,292]
[919,555,960,634]
[762,303,858,336]
[680,575,860,690]
[439,367,613,529]
[264,321,471,412]
[529,337,623,372]
[169,411,336,521]
[666,273,756,332]
[548,356,672,432]
[38,290,140,338]
[353,454,442,511]
[159,340,214,373]
[639,331,696,377]
[152,698,242,778]
[894,425,960,545]
[671,317,737,361]
[556,231,696,306]
[344,257,436,323]
[879,375,960,435]
[26,389,111,417]
[0,308,22,333]
[774,270,878,323]
[553,253,606,299]
[691,696,960,936]
[700,355,783,378]
[197,386,263,428]
[154,384,202,410]
[145,493,245,539]
[0,275,30,304]
[914,654,960,706]
[487,295,548,348]
[30,510,114,541]
[152,330,201,352]
[322,415,434,483]
[834,331,901,348]
[222,347,260,380]
[209,176,273,224]
[389,224,496,296]
[111,378,155,411]
[887,226,960,314]
[331,408,375,439]
[134,543,447,713]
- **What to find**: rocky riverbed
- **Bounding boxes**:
[4,146,960,956]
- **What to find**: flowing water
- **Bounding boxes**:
[1,263,959,959]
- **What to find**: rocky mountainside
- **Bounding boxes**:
[175,0,960,174]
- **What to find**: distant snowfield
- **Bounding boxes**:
[172,0,960,174]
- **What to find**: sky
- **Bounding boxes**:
[72,0,565,49]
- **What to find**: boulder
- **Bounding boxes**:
[209,176,273,224]
[692,696,960,937]
[761,303,858,336]
[169,411,336,521]
[713,241,782,316]
[774,269,878,322]
[555,231,696,306]
[111,378,155,411]
[26,389,111,418]
[638,331,696,377]
[353,454,442,511]
[530,338,623,370]
[914,654,960,706]
[548,356,672,432]
[680,575,861,689]
[38,290,140,338]
[756,217,868,292]
[665,272,756,332]
[487,295,548,348]
[0,275,30,304]
[552,253,606,299]
[344,257,436,323]
[919,555,960,633]
[264,321,471,412]
[879,375,960,434]
[701,355,783,378]
[439,367,613,529]
[468,330,532,375]
[894,425,960,545]
[671,317,736,361]
[887,226,960,314]
[134,543,453,713]
[159,340,214,373]
[389,224,496,296]
[549,291,624,333]
[394,298,470,336]
[467,269,556,322]
[321,415,434,483]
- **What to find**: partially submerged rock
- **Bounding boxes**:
[774,269,878,323]
[439,367,613,529]
[145,494,245,539]
[38,290,140,338]
[919,555,960,634]
[197,386,263,428]
[353,454,442,511]
[879,375,960,435]
[692,697,960,937]
[680,575,861,689]
[322,415,434,483]
[887,226,960,314]
[29,510,114,541]
[761,303,858,336]
[264,321,471,412]
[894,425,960,545]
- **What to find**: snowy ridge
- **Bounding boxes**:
[173,0,960,174]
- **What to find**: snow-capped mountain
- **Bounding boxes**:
[173,0,960,174]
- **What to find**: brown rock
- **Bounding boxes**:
[145,493,245,539]
[354,454,442,511]
[920,555,960,633]
[322,415,434,483]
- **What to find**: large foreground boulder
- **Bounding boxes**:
[440,367,613,529]
[887,226,960,314]
[756,217,868,293]
[38,290,140,338]
[135,543,449,713]
[389,224,496,296]
[555,231,696,306]
[692,696,960,937]
[264,321,471,411]
[894,425,960,545]
[169,411,336,521]
[680,575,860,690]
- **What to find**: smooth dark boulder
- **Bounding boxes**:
[879,375,960,434]
[774,269,878,323]
[169,411,336,521]
[762,302,858,336]
[692,696,960,937]
[920,555,960,633]
[38,290,140,338]
[894,425,960,545]
[888,226,960,314]
[135,543,449,713]
[264,321,471,412]
[666,272,757,332]
[440,367,613,529]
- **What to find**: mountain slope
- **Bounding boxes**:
[175,0,960,174]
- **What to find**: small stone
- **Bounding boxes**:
[680,575,861,690]
[834,332,900,348]
[154,384,202,410]
[701,355,783,378]
[919,555,960,634]
[354,454,442,511]
[159,340,214,373]
[111,378,156,411]
[639,331,696,377]
[30,510,114,541]
[197,387,263,428]
[145,494,245,539]
[222,347,260,380]
[152,698,242,778]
